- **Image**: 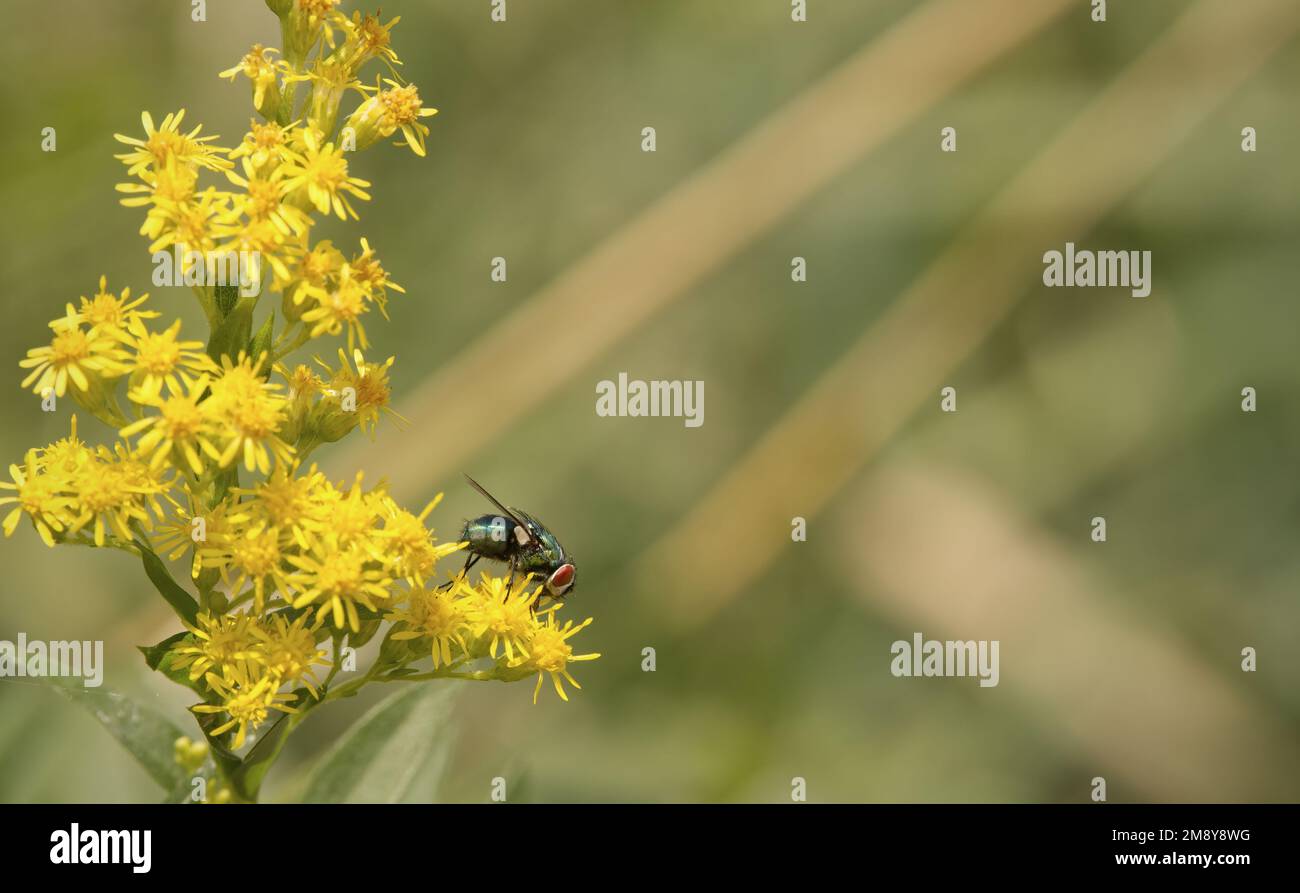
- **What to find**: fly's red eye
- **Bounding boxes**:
[549,564,575,589]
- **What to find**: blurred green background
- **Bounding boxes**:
[0,0,1297,802]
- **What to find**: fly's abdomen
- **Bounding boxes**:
[462,514,515,560]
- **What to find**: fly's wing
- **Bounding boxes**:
[464,474,534,544]
[516,510,566,564]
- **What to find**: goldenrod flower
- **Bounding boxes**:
[254,612,330,693]
[222,156,311,238]
[282,0,343,64]
[63,276,159,337]
[336,10,402,74]
[210,216,289,283]
[514,613,600,704]
[143,185,230,256]
[153,498,247,579]
[113,109,231,177]
[300,269,372,349]
[461,573,542,663]
[218,45,282,117]
[307,471,379,544]
[232,463,327,550]
[281,128,371,220]
[286,534,394,631]
[387,586,468,669]
[315,347,400,438]
[273,363,322,443]
[172,611,263,686]
[120,374,220,475]
[20,310,129,398]
[118,162,201,242]
[39,416,93,479]
[123,319,213,395]
[205,355,295,473]
[277,238,344,313]
[345,78,437,156]
[377,493,463,586]
[4,0,601,803]
[229,119,297,170]
[348,237,404,312]
[193,673,298,750]
[0,450,75,547]
[201,520,292,614]
[292,56,361,136]
[108,440,176,519]
[64,445,168,546]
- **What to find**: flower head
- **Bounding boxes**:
[114,109,231,177]
[0,449,75,547]
[204,354,295,473]
[345,78,437,156]
[387,586,469,669]
[20,309,129,398]
[281,128,371,220]
[514,613,600,704]
[461,573,543,663]
[218,45,282,116]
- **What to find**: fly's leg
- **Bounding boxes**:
[439,553,480,590]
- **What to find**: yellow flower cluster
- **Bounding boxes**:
[387,574,600,704]
[4,0,598,769]
[177,610,326,748]
[0,416,170,548]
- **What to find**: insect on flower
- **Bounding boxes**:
[448,474,576,609]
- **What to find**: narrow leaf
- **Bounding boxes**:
[207,295,255,364]
[248,311,275,372]
[230,695,304,802]
[48,680,189,793]
[213,283,240,318]
[301,684,458,803]
[138,631,188,671]
[137,632,206,697]
[135,539,200,625]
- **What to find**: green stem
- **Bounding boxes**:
[377,668,495,683]
[61,535,142,557]
[192,285,220,332]
[272,324,312,361]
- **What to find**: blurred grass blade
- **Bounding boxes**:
[340,0,1078,501]
[301,683,457,803]
[47,680,188,793]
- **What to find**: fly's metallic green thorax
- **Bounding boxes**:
[515,510,568,569]
[449,475,577,609]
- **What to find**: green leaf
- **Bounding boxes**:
[211,466,239,506]
[248,311,275,370]
[229,693,306,802]
[193,712,243,781]
[137,632,207,697]
[47,680,189,793]
[301,684,458,803]
[347,619,381,650]
[138,631,188,671]
[213,283,240,318]
[135,539,200,626]
[207,295,255,364]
